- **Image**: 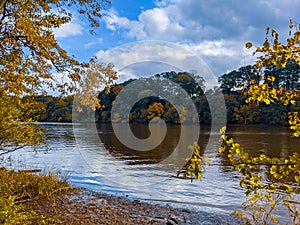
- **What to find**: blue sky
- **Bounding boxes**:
[53,0,300,83]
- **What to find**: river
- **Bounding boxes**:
[3,123,299,224]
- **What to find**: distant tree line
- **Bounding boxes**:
[219,59,300,124]
[96,71,208,124]
[35,60,299,125]
[35,95,73,122]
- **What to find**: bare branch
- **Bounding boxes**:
[0,145,25,156]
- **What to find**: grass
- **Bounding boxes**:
[0,167,73,224]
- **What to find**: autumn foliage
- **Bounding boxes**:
[0,0,113,153]
[220,22,300,224]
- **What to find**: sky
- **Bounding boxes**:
[53,0,300,84]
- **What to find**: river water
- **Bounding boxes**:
[3,123,300,224]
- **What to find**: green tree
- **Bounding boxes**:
[264,59,300,90]
[234,103,261,124]
[223,94,241,123]
[155,71,205,96]
[218,65,260,94]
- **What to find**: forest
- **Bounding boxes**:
[36,59,300,125]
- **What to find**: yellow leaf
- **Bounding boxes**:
[245,42,253,49]
[267,76,275,82]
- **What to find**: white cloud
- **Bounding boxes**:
[103,9,146,39]
[103,0,299,43]
[140,8,169,33]
[116,72,138,83]
[180,40,256,75]
[191,40,237,57]
[100,0,299,75]
[53,18,83,38]
[104,10,130,31]
[137,7,185,40]
[95,41,219,89]
[95,39,256,80]
[84,38,104,48]
[103,7,185,41]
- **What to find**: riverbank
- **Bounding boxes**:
[25,188,191,224]
[0,167,188,224]
[1,167,237,224]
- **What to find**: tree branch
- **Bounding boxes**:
[0,145,25,156]
[1,0,11,21]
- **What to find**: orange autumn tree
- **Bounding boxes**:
[147,102,164,121]
[0,0,116,155]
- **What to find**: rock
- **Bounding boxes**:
[182,209,192,214]
[97,199,107,207]
[166,218,177,225]
[168,215,180,224]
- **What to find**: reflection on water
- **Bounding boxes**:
[3,123,300,222]
[226,125,300,158]
[97,123,210,165]
[98,123,178,164]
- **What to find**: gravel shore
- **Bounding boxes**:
[25,188,192,224]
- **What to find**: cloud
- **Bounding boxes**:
[96,39,255,80]
[84,38,104,48]
[191,40,237,57]
[181,40,256,76]
[100,0,299,75]
[137,8,185,40]
[53,18,83,38]
[103,7,185,41]
[95,41,219,89]
[103,9,146,39]
[155,0,299,41]
[103,0,299,43]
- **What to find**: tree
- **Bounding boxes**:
[218,70,242,94]
[155,71,205,96]
[222,93,242,123]
[0,95,43,155]
[234,103,260,124]
[220,22,300,224]
[218,61,300,125]
[96,72,206,124]
[264,59,300,90]
[182,21,300,224]
[0,0,113,154]
[147,102,164,121]
[218,65,260,94]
